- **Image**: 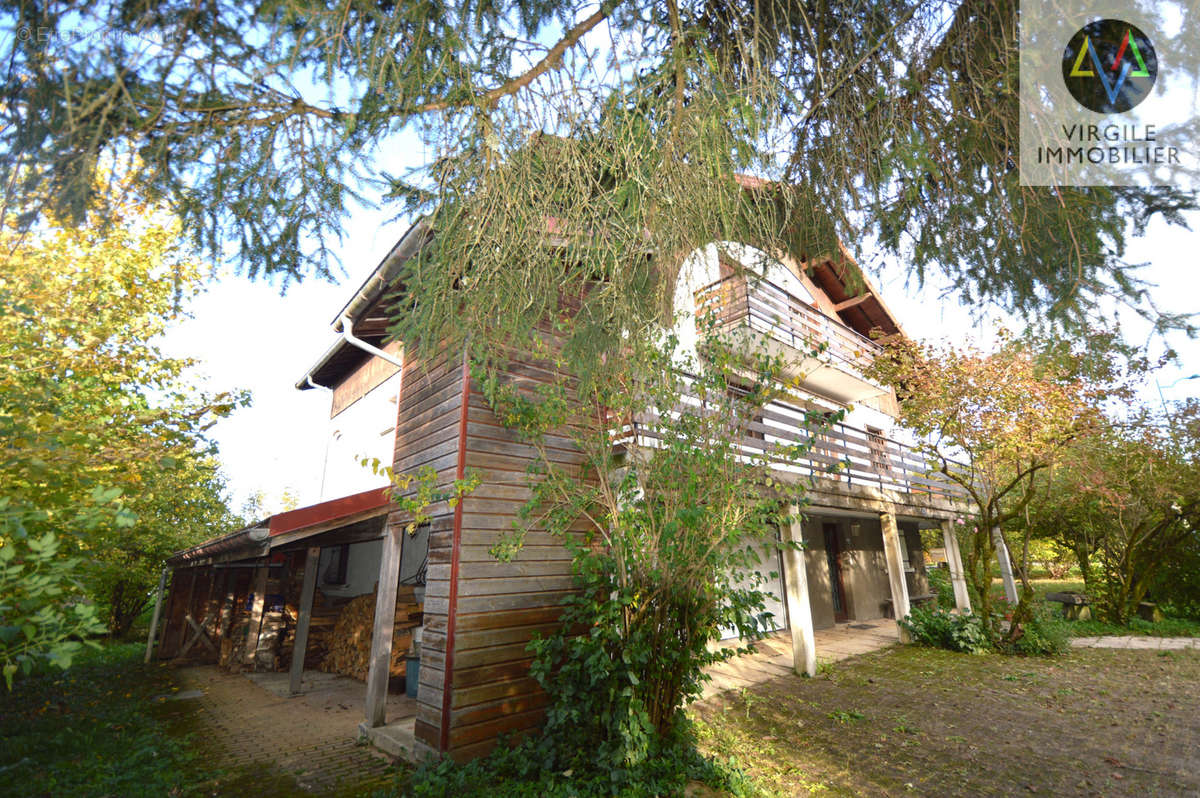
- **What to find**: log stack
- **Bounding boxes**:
[279,590,343,671]
[319,585,423,682]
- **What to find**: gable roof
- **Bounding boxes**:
[296,218,429,390]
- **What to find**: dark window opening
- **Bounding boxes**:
[322,544,350,586]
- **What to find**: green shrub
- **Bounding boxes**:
[1148,537,1200,620]
[1005,607,1070,657]
[404,720,754,797]
[900,607,991,654]
[926,566,955,609]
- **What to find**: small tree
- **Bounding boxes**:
[870,332,1101,642]
[1,190,244,640]
[1030,403,1200,624]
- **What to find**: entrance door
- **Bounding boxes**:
[823,523,849,622]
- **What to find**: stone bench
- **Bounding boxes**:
[1045,591,1091,620]
[882,593,937,618]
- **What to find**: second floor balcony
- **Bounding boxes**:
[624,391,971,506]
[695,275,888,404]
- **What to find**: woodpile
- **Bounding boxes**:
[319,585,423,682]
[279,590,341,671]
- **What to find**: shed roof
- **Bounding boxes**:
[167,487,392,567]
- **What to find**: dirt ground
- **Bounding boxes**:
[691,645,1200,797]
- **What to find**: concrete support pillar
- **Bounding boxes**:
[992,526,1019,605]
[940,520,972,613]
[880,511,911,643]
[144,567,169,663]
[365,526,403,728]
[243,564,269,666]
[782,507,817,677]
[289,546,322,695]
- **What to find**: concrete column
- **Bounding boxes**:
[143,567,169,663]
[289,545,322,695]
[992,526,1019,605]
[782,507,817,677]
[365,526,403,728]
[880,511,911,643]
[940,520,972,613]
[243,564,269,666]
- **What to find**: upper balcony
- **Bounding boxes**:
[694,275,888,404]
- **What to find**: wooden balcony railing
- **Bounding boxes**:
[694,275,883,375]
[629,392,971,503]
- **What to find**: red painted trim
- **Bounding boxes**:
[266,486,390,537]
[440,352,471,752]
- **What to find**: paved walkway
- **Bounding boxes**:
[1071,635,1200,650]
[162,667,406,794]
[703,618,898,699]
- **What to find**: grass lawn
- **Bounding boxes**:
[8,639,1199,797]
[987,577,1084,603]
[0,642,207,796]
[691,645,1200,797]
[0,642,354,797]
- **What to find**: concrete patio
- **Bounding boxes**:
[703,618,898,699]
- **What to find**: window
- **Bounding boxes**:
[898,534,914,573]
[725,384,765,444]
[866,426,890,476]
[322,544,350,585]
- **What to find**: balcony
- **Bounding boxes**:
[630,396,971,504]
[694,276,887,403]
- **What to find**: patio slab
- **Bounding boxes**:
[1071,636,1200,650]
[703,618,898,699]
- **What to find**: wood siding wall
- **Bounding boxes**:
[331,340,402,418]
[387,349,469,756]
[397,351,586,761]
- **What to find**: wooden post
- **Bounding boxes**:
[940,520,972,613]
[365,526,403,728]
[143,568,169,663]
[215,569,236,666]
[880,511,911,643]
[202,568,220,641]
[782,508,817,677]
[244,563,269,667]
[992,526,1019,605]
[175,568,198,654]
[289,546,322,695]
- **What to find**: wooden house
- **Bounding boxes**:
[151,219,997,762]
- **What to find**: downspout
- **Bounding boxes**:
[292,317,403,391]
[335,315,404,368]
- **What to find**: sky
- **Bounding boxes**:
[160,204,1200,518]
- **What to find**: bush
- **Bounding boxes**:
[900,607,990,654]
[404,720,754,797]
[1004,607,1070,657]
[926,566,955,609]
[1147,537,1200,620]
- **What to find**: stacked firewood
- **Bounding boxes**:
[279,590,343,671]
[319,585,423,682]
